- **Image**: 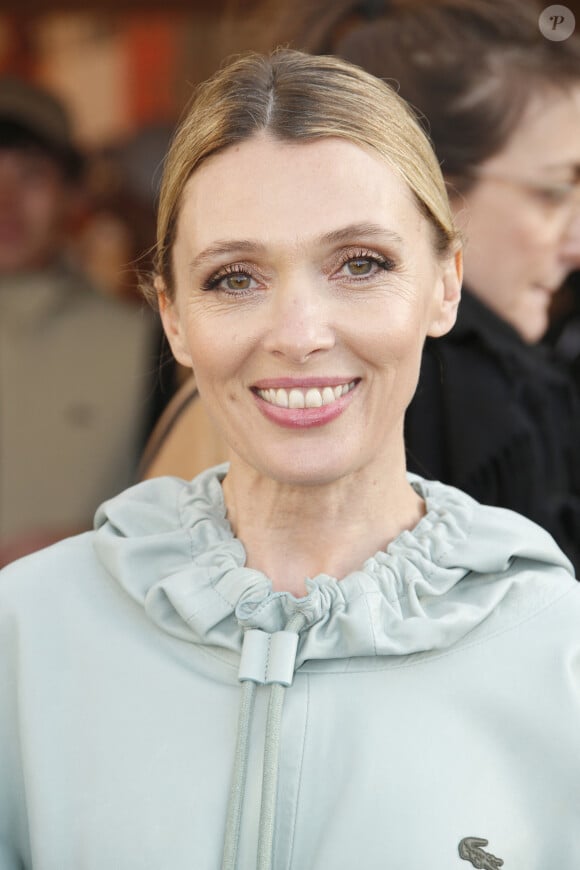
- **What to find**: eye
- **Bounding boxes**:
[534,183,577,206]
[201,265,259,295]
[345,257,375,276]
[337,250,395,280]
[221,273,253,292]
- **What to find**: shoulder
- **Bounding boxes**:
[409,477,580,659]
[458,565,580,675]
[93,472,206,535]
[0,532,100,599]
[410,474,575,577]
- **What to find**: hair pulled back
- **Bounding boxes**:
[149,48,460,305]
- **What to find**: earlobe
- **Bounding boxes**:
[427,250,463,338]
[156,277,193,368]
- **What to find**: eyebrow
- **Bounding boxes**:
[188,222,405,271]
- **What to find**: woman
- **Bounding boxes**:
[1,50,579,869]
[141,0,580,575]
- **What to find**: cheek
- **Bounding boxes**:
[357,301,428,370]
[185,317,250,390]
[469,191,546,266]
[505,215,546,258]
[493,217,556,302]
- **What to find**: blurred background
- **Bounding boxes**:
[0,0,283,565]
[0,1,279,300]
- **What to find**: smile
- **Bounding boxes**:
[255,381,358,409]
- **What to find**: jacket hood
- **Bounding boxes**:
[93,464,572,666]
[93,463,575,870]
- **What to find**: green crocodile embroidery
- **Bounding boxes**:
[458,836,504,869]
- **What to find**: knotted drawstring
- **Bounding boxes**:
[221,611,306,870]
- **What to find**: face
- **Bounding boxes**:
[0,148,72,274]
[160,134,460,487]
[456,87,580,343]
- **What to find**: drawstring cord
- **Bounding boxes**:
[256,611,306,870]
[221,611,306,870]
[221,679,257,870]
[257,683,286,869]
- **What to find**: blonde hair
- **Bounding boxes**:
[148,48,460,305]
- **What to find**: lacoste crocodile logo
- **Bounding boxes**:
[458,837,504,869]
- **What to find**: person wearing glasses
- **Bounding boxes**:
[283,0,580,570]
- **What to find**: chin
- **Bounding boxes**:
[508,293,551,344]
[246,444,360,488]
[518,313,549,344]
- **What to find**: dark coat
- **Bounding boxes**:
[405,289,580,575]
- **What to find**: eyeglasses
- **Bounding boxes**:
[472,170,580,212]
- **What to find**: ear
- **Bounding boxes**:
[427,249,463,338]
[156,277,193,369]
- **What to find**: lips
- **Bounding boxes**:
[251,378,360,429]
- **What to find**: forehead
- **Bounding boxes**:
[175,134,427,254]
[488,85,580,174]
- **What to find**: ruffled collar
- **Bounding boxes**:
[94,464,570,666]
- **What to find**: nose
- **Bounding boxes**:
[262,276,335,363]
[561,203,580,270]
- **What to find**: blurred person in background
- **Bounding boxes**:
[0,77,159,566]
[273,0,580,572]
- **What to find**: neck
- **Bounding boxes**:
[222,453,425,597]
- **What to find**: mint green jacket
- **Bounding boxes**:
[1,465,579,869]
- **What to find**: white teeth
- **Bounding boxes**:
[275,388,289,408]
[256,380,357,409]
[305,389,323,408]
[288,389,305,409]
